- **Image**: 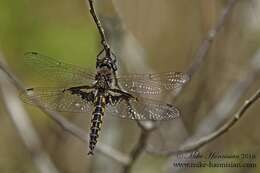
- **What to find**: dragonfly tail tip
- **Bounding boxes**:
[88,151,94,155]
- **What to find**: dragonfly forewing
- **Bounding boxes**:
[24,52,95,85]
[117,72,189,96]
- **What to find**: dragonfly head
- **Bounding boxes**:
[96,50,118,72]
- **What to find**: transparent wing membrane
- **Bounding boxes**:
[24,52,95,85]
[107,97,180,121]
[118,79,162,95]
[117,72,189,95]
[21,53,188,121]
[20,87,93,113]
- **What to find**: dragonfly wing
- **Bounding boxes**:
[24,52,95,85]
[117,78,163,95]
[20,87,94,113]
[149,72,189,90]
[117,72,189,95]
[107,96,180,121]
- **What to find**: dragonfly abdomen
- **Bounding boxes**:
[88,95,106,155]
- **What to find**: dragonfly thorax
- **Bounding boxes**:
[94,67,113,90]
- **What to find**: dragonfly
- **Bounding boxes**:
[20,51,189,155]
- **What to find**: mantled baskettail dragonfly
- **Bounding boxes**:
[20,51,189,155]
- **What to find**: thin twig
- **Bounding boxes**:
[0,55,130,165]
[163,88,260,156]
[87,0,110,52]
[187,0,238,76]
[122,129,150,173]
[86,0,122,90]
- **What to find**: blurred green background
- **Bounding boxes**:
[0,0,260,173]
[0,0,98,80]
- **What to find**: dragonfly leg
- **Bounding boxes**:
[97,48,105,59]
[109,88,135,99]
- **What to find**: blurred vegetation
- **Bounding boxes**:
[0,0,260,173]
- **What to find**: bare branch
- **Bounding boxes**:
[160,87,260,156]
[122,123,159,173]
[187,0,239,76]
[0,54,130,165]
[122,130,149,173]
[169,0,240,100]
